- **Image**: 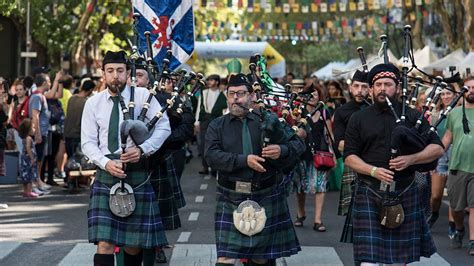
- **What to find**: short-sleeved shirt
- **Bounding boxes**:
[344,101,443,179]
[446,107,474,173]
[28,93,50,137]
[59,88,73,117]
[63,95,87,139]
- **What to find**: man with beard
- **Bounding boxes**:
[81,51,170,266]
[442,76,474,255]
[344,63,444,265]
[333,70,370,216]
[205,73,304,266]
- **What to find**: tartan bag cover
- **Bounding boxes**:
[88,154,168,248]
[352,180,436,264]
[215,174,301,259]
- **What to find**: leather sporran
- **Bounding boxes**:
[109,182,136,218]
[379,198,405,229]
[233,200,267,236]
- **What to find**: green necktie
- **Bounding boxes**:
[242,118,253,155]
[108,96,120,153]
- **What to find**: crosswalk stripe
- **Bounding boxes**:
[411,253,450,265]
[58,243,96,266]
[0,242,455,265]
[0,242,21,260]
[170,244,216,265]
[278,246,343,266]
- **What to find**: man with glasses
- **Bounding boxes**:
[205,73,304,266]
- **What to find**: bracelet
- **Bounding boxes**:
[370,166,377,177]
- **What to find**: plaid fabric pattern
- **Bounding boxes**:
[169,153,186,209]
[215,174,301,259]
[150,154,181,230]
[338,166,356,216]
[415,171,432,218]
[352,180,436,264]
[87,156,168,248]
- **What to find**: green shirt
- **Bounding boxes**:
[446,107,474,173]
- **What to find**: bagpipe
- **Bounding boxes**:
[111,13,203,196]
[382,25,466,173]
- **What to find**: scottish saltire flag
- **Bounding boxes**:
[132,0,194,70]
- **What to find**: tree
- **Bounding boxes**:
[0,0,131,74]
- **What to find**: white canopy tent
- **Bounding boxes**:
[422,49,465,74]
[367,49,398,69]
[455,52,474,77]
[396,45,439,69]
[311,61,346,81]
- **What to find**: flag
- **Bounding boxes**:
[132,0,194,70]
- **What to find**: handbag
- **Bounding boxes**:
[310,109,337,170]
[313,151,336,170]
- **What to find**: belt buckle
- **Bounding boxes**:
[379,181,396,192]
[235,181,252,194]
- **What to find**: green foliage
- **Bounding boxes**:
[1,0,131,66]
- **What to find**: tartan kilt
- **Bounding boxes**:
[169,153,186,209]
[87,156,168,248]
[338,166,356,216]
[352,180,436,264]
[215,174,301,259]
[150,154,181,230]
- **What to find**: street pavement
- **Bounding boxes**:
[0,148,473,265]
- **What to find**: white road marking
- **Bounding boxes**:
[188,212,200,221]
[204,175,211,180]
[0,242,21,260]
[58,243,96,265]
[195,196,204,203]
[200,184,208,190]
[177,232,192,243]
[410,253,450,265]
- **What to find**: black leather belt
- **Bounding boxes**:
[218,176,278,192]
[358,175,414,191]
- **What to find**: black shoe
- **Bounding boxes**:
[46,180,60,186]
[155,249,167,263]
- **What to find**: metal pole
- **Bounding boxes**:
[25,0,31,76]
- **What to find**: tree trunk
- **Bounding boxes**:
[72,0,98,74]
[463,0,474,51]
[412,5,423,50]
[433,0,463,50]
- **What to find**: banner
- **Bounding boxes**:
[132,0,195,70]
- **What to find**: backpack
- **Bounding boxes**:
[47,99,65,126]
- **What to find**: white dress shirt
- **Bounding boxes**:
[81,85,171,170]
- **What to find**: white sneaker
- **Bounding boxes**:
[41,184,52,190]
[32,188,44,196]
[38,187,51,195]
[0,203,8,209]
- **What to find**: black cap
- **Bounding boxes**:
[134,57,147,70]
[227,73,252,92]
[102,50,128,69]
[352,70,368,83]
[367,63,400,87]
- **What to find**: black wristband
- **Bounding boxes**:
[137,146,145,157]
